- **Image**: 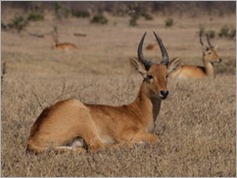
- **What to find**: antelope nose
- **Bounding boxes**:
[160,90,169,99]
[218,58,222,63]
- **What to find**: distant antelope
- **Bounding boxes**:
[51,29,78,51]
[146,43,158,50]
[169,34,222,79]
[26,32,180,153]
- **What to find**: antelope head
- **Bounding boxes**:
[200,33,222,63]
[130,32,180,100]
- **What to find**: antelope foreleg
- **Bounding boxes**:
[131,132,159,144]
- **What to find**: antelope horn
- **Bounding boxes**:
[206,33,213,47]
[199,32,204,46]
[138,32,152,70]
[153,31,169,65]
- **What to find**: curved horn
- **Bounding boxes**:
[206,33,213,47]
[153,31,169,65]
[199,32,204,46]
[138,32,152,70]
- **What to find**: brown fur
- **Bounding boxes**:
[52,42,78,51]
[51,29,78,51]
[26,34,180,153]
[146,43,158,50]
[169,44,222,79]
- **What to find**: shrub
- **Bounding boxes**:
[165,18,174,28]
[27,12,44,21]
[218,25,229,37]
[218,25,236,39]
[1,22,7,30]
[207,30,216,38]
[8,16,29,33]
[128,12,153,26]
[91,14,108,25]
[141,13,153,20]
[72,9,90,18]
[129,14,139,26]
[54,2,70,19]
[229,29,236,39]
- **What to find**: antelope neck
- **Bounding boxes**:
[203,57,215,78]
[129,80,162,130]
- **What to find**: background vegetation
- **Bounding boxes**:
[1,1,236,177]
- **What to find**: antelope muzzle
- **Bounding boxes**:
[160,90,169,100]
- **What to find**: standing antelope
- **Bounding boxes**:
[51,28,78,51]
[169,34,222,79]
[26,32,180,153]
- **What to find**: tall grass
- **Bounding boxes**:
[1,11,236,177]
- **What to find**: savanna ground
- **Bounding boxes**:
[1,3,236,177]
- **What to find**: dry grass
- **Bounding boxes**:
[1,10,236,177]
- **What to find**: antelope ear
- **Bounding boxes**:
[168,57,181,74]
[129,58,147,78]
[214,44,219,50]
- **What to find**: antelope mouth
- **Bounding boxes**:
[217,58,222,63]
[211,59,222,64]
[159,95,168,100]
[159,90,169,100]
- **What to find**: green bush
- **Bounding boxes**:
[165,18,174,28]
[218,25,236,39]
[207,30,216,39]
[1,22,7,30]
[218,25,229,37]
[72,9,90,18]
[27,12,44,21]
[54,2,70,19]
[141,13,153,21]
[198,26,235,40]
[91,14,108,25]
[8,16,29,32]
[229,29,236,39]
[129,14,139,26]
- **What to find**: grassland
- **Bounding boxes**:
[1,9,236,177]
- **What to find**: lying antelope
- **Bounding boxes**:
[169,34,222,79]
[51,30,78,51]
[26,32,180,154]
[52,42,78,51]
[146,43,158,50]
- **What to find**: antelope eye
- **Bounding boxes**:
[147,75,153,80]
